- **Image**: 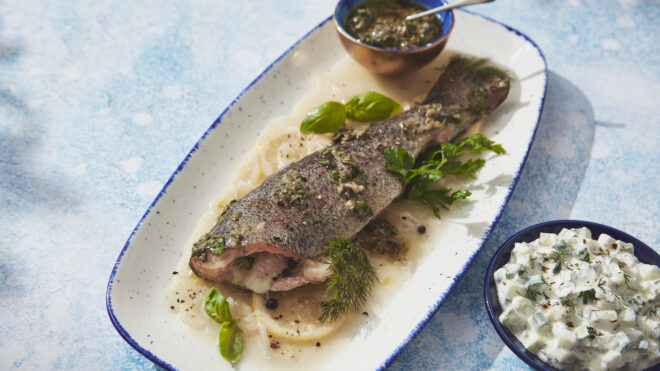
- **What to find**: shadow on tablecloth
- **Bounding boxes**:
[0,41,76,212]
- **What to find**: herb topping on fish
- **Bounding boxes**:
[189,57,511,293]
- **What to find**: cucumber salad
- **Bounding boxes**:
[495,227,660,370]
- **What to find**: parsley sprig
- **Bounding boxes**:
[384,133,505,217]
[320,239,377,323]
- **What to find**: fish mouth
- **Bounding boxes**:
[189,245,330,294]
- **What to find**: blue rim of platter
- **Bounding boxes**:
[484,220,660,371]
[106,9,548,370]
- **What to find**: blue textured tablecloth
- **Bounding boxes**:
[1,0,658,369]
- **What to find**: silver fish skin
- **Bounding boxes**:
[189,58,510,292]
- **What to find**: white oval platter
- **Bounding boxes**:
[107,10,547,371]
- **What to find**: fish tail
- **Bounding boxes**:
[422,57,511,109]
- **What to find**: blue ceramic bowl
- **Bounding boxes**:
[334,0,455,75]
[484,220,660,371]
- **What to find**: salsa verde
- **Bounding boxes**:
[344,0,444,49]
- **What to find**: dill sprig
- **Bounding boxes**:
[578,289,597,304]
[550,242,570,274]
[560,294,576,309]
[622,271,632,289]
[517,282,545,302]
[577,248,591,263]
[319,239,377,323]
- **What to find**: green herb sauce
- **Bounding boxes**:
[344,0,444,49]
[191,232,226,261]
[271,170,308,207]
[345,199,373,218]
[323,148,360,182]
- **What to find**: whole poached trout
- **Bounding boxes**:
[189,58,510,293]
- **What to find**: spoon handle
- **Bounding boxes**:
[406,0,495,21]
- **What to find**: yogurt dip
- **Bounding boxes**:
[495,227,660,370]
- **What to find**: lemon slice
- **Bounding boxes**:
[252,284,346,342]
[256,126,330,176]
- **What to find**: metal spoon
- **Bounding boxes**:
[406,0,495,21]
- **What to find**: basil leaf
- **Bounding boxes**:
[219,320,244,365]
[345,91,402,122]
[204,288,232,324]
[300,101,346,134]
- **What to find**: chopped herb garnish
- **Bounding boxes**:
[346,199,372,218]
[517,282,545,302]
[192,232,226,260]
[332,127,359,143]
[320,160,335,168]
[597,277,606,290]
[550,242,571,274]
[216,200,236,225]
[578,289,597,304]
[578,248,591,263]
[229,231,243,245]
[271,170,307,207]
[467,87,490,113]
[323,149,361,182]
[555,242,569,254]
[622,271,632,289]
[329,171,341,181]
[560,294,576,309]
[320,239,377,323]
[384,133,504,218]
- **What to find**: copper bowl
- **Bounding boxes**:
[334,0,455,75]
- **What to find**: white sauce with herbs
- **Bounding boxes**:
[495,227,660,370]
